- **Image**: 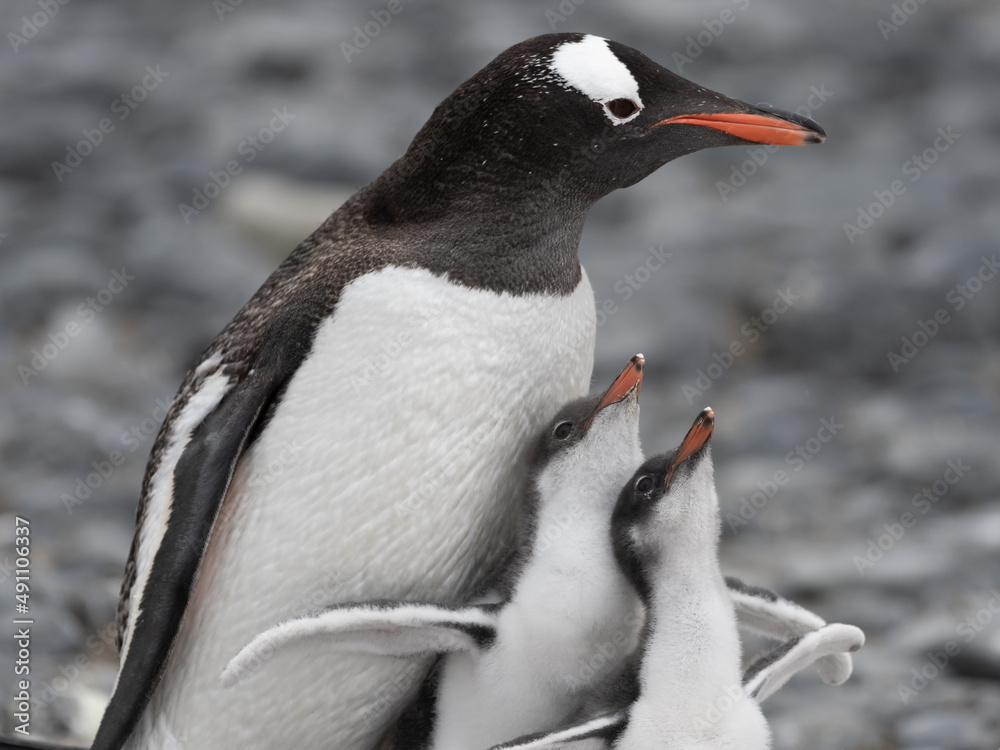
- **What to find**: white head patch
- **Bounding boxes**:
[550,35,643,124]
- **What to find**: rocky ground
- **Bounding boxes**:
[1,0,999,746]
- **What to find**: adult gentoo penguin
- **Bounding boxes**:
[92,33,825,750]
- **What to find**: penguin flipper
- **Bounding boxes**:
[725,575,855,686]
[93,313,309,750]
[222,602,500,688]
[742,623,865,703]
[489,710,628,750]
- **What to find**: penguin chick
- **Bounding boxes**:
[492,408,864,750]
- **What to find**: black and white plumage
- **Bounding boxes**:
[223,355,649,750]
[492,621,864,750]
[741,623,865,703]
[725,575,854,686]
[92,33,826,750]
[225,375,857,750]
[491,409,863,750]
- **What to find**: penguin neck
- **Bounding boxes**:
[637,542,743,711]
[624,560,753,745]
[509,422,642,616]
[511,484,626,610]
[499,480,637,682]
[346,151,592,296]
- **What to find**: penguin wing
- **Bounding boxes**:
[742,623,865,702]
[488,710,628,750]
[93,309,312,750]
[725,575,855,686]
[222,602,501,688]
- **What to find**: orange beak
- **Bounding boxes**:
[582,353,644,434]
[654,113,825,146]
[669,407,715,473]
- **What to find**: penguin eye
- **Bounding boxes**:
[634,475,654,494]
[553,421,574,440]
[605,98,639,120]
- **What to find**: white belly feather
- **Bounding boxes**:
[126,265,596,750]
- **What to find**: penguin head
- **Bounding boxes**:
[612,407,717,601]
[535,354,646,458]
[518,354,645,538]
[390,33,825,215]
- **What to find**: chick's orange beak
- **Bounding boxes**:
[670,407,715,472]
[581,354,644,435]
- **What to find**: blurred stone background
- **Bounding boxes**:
[1,0,998,746]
